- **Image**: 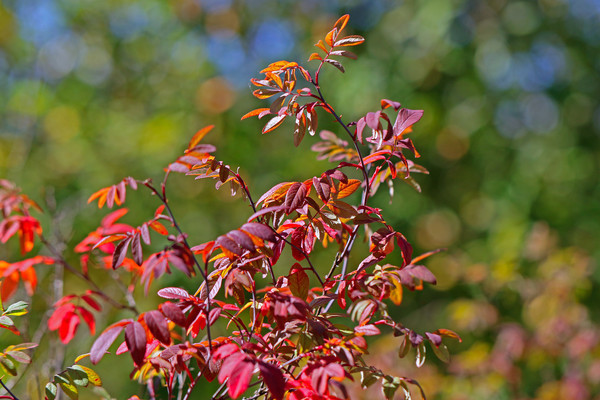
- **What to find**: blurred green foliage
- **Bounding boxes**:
[1,0,599,398]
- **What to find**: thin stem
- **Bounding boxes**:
[144,182,208,282]
[146,179,215,361]
[271,230,324,286]
[313,86,371,203]
[39,234,138,314]
[0,377,18,400]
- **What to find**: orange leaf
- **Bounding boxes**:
[149,221,169,235]
[333,179,361,199]
[87,187,110,208]
[308,52,322,62]
[260,61,298,73]
[334,14,350,32]
[315,40,328,53]
[325,28,337,46]
[188,125,215,150]
[241,108,270,120]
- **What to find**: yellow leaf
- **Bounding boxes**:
[73,353,90,363]
[390,277,403,305]
[79,365,102,386]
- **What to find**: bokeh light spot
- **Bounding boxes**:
[195,77,236,114]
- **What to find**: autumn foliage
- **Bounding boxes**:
[0,15,460,400]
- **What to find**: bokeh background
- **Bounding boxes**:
[1,0,599,399]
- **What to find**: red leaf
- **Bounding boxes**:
[48,303,75,331]
[216,235,244,256]
[226,230,256,252]
[213,343,240,361]
[258,362,285,400]
[101,208,129,227]
[144,310,171,345]
[240,223,276,242]
[160,302,186,327]
[284,182,307,213]
[77,306,96,335]
[112,237,131,269]
[403,265,436,284]
[290,227,306,261]
[131,233,143,265]
[221,353,255,399]
[354,324,380,336]
[125,321,147,367]
[157,287,190,300]
[257,182,294,206]
[288,264,309,299]
[90,325,124,364]
[81,294,102,312]
[58,311,80,343]
[380,99,402,111]
[393,108,424,136]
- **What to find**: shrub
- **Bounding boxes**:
[0,15,459,400]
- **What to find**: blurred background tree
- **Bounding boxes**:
[0,0,599,399]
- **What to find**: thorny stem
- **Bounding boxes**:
[38,234,139,314]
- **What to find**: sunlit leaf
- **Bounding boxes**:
[308,52,322,62]
[188,125,214,150]
[334,35,365,47]
[262,114,287,134]
[45,382,57,400]
[389,277,403,305]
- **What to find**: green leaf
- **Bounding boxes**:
[297,332,313,354]
[45,382,58,400]
[5,350,30,363]
[55,373,79,400]
[382,375,401,400]
[67,365,89,387]
[0,315,14,327]
[4,301,29,316]
[0,355,17,376]
[360,370,378,388]
[432,343,450,363]
[398,334,410,358]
